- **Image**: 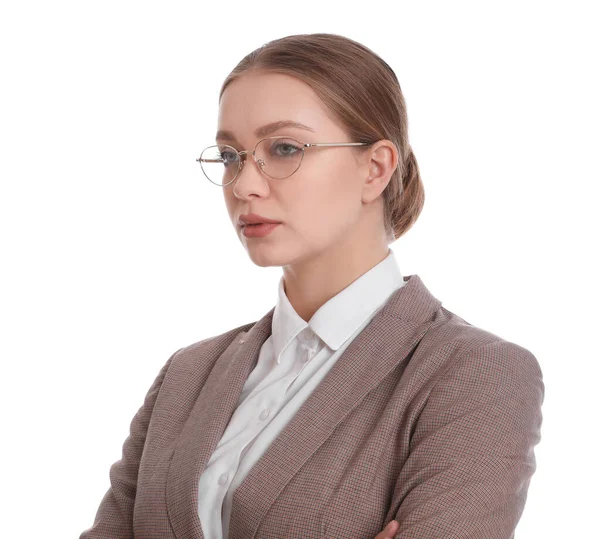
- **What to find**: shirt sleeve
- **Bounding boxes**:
[390,340,545,539]
[79,347,182,539]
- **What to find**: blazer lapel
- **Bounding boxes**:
[166,274,441,539]
[166,314,273,539]
[228,274,442,539]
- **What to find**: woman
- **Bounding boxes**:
[80,33,544,539]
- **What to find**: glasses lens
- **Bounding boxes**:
[199,144,240,186]
[255,137,303,179]
[199,137,304,185]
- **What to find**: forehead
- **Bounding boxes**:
[216,72,335,142]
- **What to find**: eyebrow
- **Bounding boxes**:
[215,120,316,144]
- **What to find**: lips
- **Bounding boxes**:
[238,213,282,226]
[241,221,281,238]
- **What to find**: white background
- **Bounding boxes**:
[1,1,597,537]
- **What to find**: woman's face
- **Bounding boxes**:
[217,71,391,269]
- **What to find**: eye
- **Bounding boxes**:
[271,140,301,157]
[220,149,238,166]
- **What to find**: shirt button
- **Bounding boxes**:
[259,408,270,420]
[238,338,245,344]
[218,472,229,485]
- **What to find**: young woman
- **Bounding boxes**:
[81,33,544,539]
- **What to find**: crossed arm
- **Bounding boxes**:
[382,340,544,538]
[80,340,543,539]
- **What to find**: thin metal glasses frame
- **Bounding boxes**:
[196,135,373,186]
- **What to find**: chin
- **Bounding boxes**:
[243,243,291,268]
[246,253,283,268]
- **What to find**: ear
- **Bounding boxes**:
[362,140,399,202]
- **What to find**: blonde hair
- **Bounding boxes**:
[219,33,425,243]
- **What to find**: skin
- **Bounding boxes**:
[218,72,401,537]
[218,71,399,323]
[375,520,400,538]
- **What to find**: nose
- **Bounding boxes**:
[238,151,266,172]
[234,151,267,187]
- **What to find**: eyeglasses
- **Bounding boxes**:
[196,135,373,186]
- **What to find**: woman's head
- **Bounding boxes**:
[215,33,424,270]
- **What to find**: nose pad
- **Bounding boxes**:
[239,154,265,171]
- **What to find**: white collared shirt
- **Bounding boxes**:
[198,247,406,539]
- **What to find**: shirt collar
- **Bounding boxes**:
[271,247,405,364]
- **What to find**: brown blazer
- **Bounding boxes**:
[80,274,544,538]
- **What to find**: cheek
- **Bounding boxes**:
[223,191,237,221]
[289,169,359,240]
[318,161,363,218]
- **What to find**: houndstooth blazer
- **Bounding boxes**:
[79,273,544,539]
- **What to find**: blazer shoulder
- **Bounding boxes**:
[171,318,259,367]
[418,305,543,383]
[153,319,262,403]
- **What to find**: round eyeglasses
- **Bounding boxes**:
[196,136,373,186]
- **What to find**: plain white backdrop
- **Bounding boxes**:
[1,1,597,537]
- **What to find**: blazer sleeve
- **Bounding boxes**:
[79,347,182,539]
[390,340,545,539]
